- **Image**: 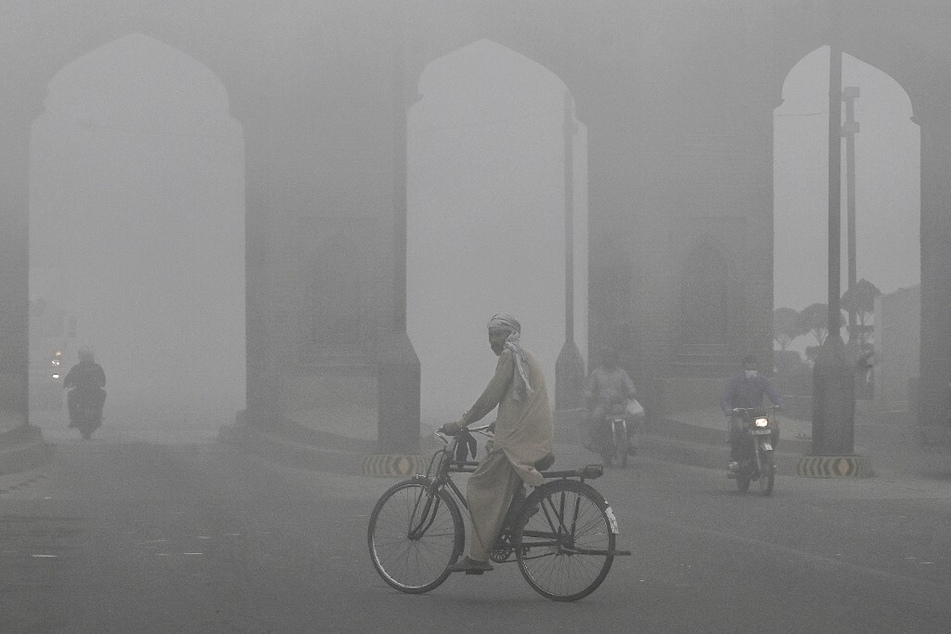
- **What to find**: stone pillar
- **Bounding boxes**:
[575,86,638,371]
[377,17,420,454]
[0,113,31,430]
[916,93,951,433]
[241,95,281,431]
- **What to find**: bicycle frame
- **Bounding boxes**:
[421,426,619,542]
[368,423,630,601]
[425,425,606,502]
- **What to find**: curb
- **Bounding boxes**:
[225,420,877,480]
[226,421,806,478]
[221,423,436,477]
[796,454,875,478]
[220,423,366,475]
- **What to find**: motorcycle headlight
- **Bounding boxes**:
[754,417,769,427]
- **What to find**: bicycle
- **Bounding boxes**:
[367,424,631,601]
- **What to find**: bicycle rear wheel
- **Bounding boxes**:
[367,479,464,593]
[514,480,616,601]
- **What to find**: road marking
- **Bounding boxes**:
[0,473,48,496]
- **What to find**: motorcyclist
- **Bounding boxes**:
[582,347,639,458]
[63,348,106,427]
[720,354,783,474]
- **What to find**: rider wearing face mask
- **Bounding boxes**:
[720,355,783,474]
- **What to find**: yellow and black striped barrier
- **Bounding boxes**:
[796,454,874,478]
[362,454,429,477]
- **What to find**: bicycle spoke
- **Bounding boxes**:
[368,481,463,593]
[516,481,615,601]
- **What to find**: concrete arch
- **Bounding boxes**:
[402,7,597,107]
[29,32,246,435]
[774,46,920,308]
[767,8,951,121]
[773,43,928,414]
[42,33,236,134]
[407,38,588,424]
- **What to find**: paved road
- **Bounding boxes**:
[2,437,950,633]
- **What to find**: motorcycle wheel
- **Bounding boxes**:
[758,452,775,496]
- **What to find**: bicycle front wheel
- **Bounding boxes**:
[758,451,775,496]
[367,479,464,593]
[514,480,617,601]
[613,422,629,468]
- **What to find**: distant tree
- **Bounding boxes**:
[773,307,802,351]
[841,278,881,346]
[797,303,830,347]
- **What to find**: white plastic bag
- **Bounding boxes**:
[626,398,645,419]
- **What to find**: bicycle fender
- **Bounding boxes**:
[529,482,620,535]
[604,505,620,534]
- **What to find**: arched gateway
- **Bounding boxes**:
[1,1,950,454]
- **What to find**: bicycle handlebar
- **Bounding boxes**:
[434,422,493,442]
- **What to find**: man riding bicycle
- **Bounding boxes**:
[439,313,554,574]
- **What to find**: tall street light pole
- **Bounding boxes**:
[827,46,843,343]
[843,86,861,342]
[556,91,585,411]
[811,44,858,457]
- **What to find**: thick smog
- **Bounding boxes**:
[1,2,949,632]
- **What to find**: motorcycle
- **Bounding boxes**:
[67,387,104,440]
[729,406,778,495]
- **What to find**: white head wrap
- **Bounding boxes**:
[487,313,532,400]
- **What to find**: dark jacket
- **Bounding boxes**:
[63,361,106,391]
[720,372,782,416]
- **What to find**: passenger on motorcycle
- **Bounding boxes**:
[720,355,783,474]
[63,348,106,424]
[582,347,638,457]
